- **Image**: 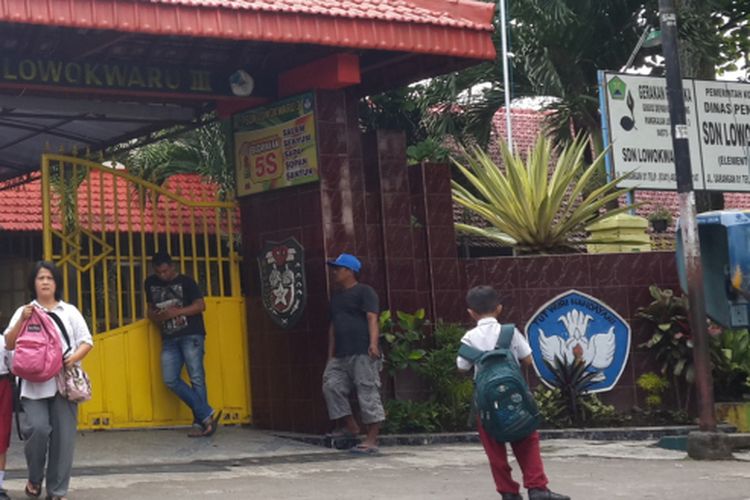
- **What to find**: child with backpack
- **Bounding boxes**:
[457,286,570,500]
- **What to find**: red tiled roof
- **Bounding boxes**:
[0,0,496,60]
[151,0,491,29]
[0,171,232,233]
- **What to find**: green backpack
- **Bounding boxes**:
[458,323,540,443]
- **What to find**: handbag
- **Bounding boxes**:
[47,312,92,403]
[55,365,92,403]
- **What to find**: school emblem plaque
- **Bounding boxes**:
[525,290,631,393]
[258,237,306,329]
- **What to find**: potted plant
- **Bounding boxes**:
[648,206,673,233]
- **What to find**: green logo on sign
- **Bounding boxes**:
[608,76,627,100]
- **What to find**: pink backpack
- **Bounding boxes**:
[12,307,63,383]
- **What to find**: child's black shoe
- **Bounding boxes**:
[501,494,523,500]
[528,489,570,500]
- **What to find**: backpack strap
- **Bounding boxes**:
[457,343,485,364]
[47,312,72,358]
[13,377,23,441]
[495,323,516,350]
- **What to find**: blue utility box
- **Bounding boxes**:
[676,210,750,328]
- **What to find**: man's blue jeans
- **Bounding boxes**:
[161,334,213,424]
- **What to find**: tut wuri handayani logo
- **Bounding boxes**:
[525,290,631,393]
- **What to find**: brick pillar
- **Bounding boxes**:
[409,163,464,323]
[238,95,463,433]
[239,89,373,433]
[363,131,421,314]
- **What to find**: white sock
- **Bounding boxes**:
[0,470,5,488]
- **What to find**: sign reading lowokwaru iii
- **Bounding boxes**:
[258,237,307,329]
[525,290,631,394]
[1,55,230,95]
[233,92,319,196]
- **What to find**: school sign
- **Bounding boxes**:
[600,71,750,192]
[1,55,231,95]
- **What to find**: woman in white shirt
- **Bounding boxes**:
[4,261,93,500]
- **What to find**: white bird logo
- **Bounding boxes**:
[538,309,616,379]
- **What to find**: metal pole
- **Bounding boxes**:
[658,0,716,431]
[499,0,513,153]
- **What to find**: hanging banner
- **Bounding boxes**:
[233,92,319,197]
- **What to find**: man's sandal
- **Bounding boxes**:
[349,444,379,455]
[202,409,223,437]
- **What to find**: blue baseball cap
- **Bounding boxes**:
[326,253,362,273]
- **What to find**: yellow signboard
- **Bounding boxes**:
[234,93,319,196]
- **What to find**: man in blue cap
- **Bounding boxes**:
[322,253,384,454]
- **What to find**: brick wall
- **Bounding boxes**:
[461,252,681,411]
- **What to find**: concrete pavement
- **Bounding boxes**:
[1,428,748,499]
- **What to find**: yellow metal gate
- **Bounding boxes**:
[41,154,251,429]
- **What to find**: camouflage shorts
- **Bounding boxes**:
[322,355,385,425]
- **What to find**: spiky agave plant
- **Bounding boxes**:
[451,135,635,253]
[543,355,600,427]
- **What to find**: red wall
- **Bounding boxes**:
[461,252,681,410]
[239,93,683,432]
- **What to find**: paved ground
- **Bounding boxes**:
[2,428,749,499]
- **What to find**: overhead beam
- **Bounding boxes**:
[278,53,360,98]
[0,94,197,122]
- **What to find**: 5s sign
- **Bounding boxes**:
[243,135,282,183]
[234,92,319,196]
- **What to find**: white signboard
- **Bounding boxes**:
[602,73,703,190]
[694,80,750,191]
[602,72,750,192]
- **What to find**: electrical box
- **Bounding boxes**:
[676,210,750,328]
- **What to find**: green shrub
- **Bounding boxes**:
[380,309,427,377]
[636,372,670,409]
[379,317,474,433]
[534,386,566,428]
[383,400,441,434]
[416,322,474,431]
[711,328,750,402]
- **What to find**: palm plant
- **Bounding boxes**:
[125,139,188,188]
[123,121,235,200]
[542,355,601,427]
[168,122,235,200]
[451,134,634,253]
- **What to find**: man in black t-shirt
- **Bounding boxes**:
[145,251,221,437]
[322,253,384,454]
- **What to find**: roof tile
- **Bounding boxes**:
[0,172,233,233]
[0,0,495,60]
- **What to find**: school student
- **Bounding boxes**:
[457,286,569,500]
[0,334,12,500]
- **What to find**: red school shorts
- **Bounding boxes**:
[0,376,12,454]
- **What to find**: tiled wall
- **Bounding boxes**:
[462,252,681,410]
[239,89,682,432]
[240,89,367,433]
[239,91,457,432]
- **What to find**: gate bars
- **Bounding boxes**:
[41,154,242,335]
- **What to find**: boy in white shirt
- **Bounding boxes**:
[457,286,569,500]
